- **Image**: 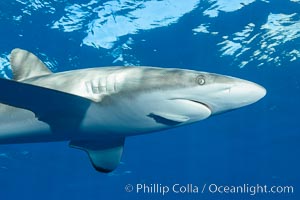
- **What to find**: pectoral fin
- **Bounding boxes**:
[69,137,125,173]
[0,78,91,130]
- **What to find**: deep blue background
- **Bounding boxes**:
[0,0,299,199]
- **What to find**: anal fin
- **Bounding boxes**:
[70,137,125,173]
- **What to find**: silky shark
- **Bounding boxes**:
[0,48,266,172]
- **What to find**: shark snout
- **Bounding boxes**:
[230,81,266,106]
[195,78,267,115]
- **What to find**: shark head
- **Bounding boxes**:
[113,67,266,127]
[169,71,267,115]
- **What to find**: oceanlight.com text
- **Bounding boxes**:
[205,183,294,195]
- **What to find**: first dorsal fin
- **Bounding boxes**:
[10,48,52,81]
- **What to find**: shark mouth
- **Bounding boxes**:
[183,99,211,111]
[147,113,184,126]
[169,98,212,112]
[147,98,212,126]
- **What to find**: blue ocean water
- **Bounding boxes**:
[0,0,299,199]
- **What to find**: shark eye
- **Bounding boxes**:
[196,75,205,85]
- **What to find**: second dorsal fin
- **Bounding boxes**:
[10,48,52,81]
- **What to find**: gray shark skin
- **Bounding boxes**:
[0,48,266,172]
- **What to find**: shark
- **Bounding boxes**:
[0,48,266,172]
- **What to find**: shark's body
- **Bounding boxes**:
[0,49,266,172]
